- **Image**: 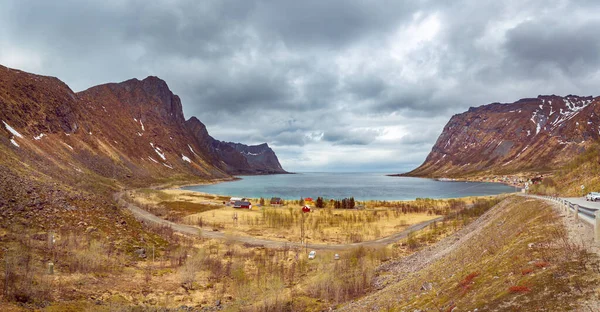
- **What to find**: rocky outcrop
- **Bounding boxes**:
[405,95,600,177]
[185,117,288,175]
[222,142,287,174]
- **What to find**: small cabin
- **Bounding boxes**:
[302,205,311,213]
[270,197,283,206]
[234,201,252,209]
[229,197,245,205]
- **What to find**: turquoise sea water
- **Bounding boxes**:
[182,172,517,200]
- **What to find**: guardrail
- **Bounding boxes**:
[539,195,600,243]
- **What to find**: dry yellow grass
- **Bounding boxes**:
[188,207,437,244]
[128,189,448,244]
[0,190,508,311]
[342,196,600,311]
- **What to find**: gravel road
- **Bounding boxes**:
[117,192,442,250]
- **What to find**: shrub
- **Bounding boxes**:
[521,268,534,275]
[508,285,530,293]
[534,261,550,268]
[458,271,480,295]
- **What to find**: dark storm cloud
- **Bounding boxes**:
[251,0,419,48]
[2,0,600,171]
[189,68,294,112]
[504,19,600,75]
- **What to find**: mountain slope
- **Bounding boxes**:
[185,117,288,175]
[0,64,287,190]
[406,95,600,177]
[341,197,599,311]
[219,142,287,174]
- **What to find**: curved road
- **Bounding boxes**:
[117,192,442,251]
[562,197,600,209]
[527,194,598,225]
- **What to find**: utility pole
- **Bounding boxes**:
[300,211,306,252]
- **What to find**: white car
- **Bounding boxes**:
[334,254,340,260]
[308,250,316,259]
[586,192,600,201]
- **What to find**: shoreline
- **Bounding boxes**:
[156,188,519,203]
[165,176,241,190]
[388,173,526,189]
[166,173,519,201]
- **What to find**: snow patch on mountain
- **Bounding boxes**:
[2,121,23,138]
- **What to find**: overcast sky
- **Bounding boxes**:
[2,0,600,172]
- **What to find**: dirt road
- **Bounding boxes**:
[117,192,442,250]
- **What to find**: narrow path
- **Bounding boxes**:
[116,192,442,250]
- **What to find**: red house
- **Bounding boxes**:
[304,197,313,202]
[270,197,283,206]
[302,205,311,213]
[234,201,252,209]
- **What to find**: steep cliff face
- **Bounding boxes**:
[185,117,288,175]
[0,65,287,189]
[224,142,287,174]
[406,95,600,177]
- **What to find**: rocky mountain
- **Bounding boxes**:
[185,117,287,175]
[220,142,287,174]
[406,95,600,177]
[0,64,287,190]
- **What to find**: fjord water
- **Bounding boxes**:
[182,172,516,200]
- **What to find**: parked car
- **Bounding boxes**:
[334,253,340,260]
[586,192,600,201]
[308,250,316,259]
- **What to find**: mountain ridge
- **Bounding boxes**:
[0,64,287,190]
[185,117,288,175]
[404,94,599,177]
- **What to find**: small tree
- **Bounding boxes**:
[259,197,265,206]
[315,197,324,208]
[299,197,305,206]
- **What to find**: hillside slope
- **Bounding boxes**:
[0,64,287,190]
[342,196,599,311]
[405,95,599,177]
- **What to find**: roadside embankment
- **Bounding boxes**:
[341,196,600,311]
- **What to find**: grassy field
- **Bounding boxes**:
[0,196,501,312]
[3,191,593,311]
[125,189,484,244]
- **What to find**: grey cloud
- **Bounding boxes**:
[322,128,381,146]
[2,0,600,172]
[345,75,386,101]
[251,0,418,49]
[271,130,310,147]
[504,19,600,75]
[398,128,443,146]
